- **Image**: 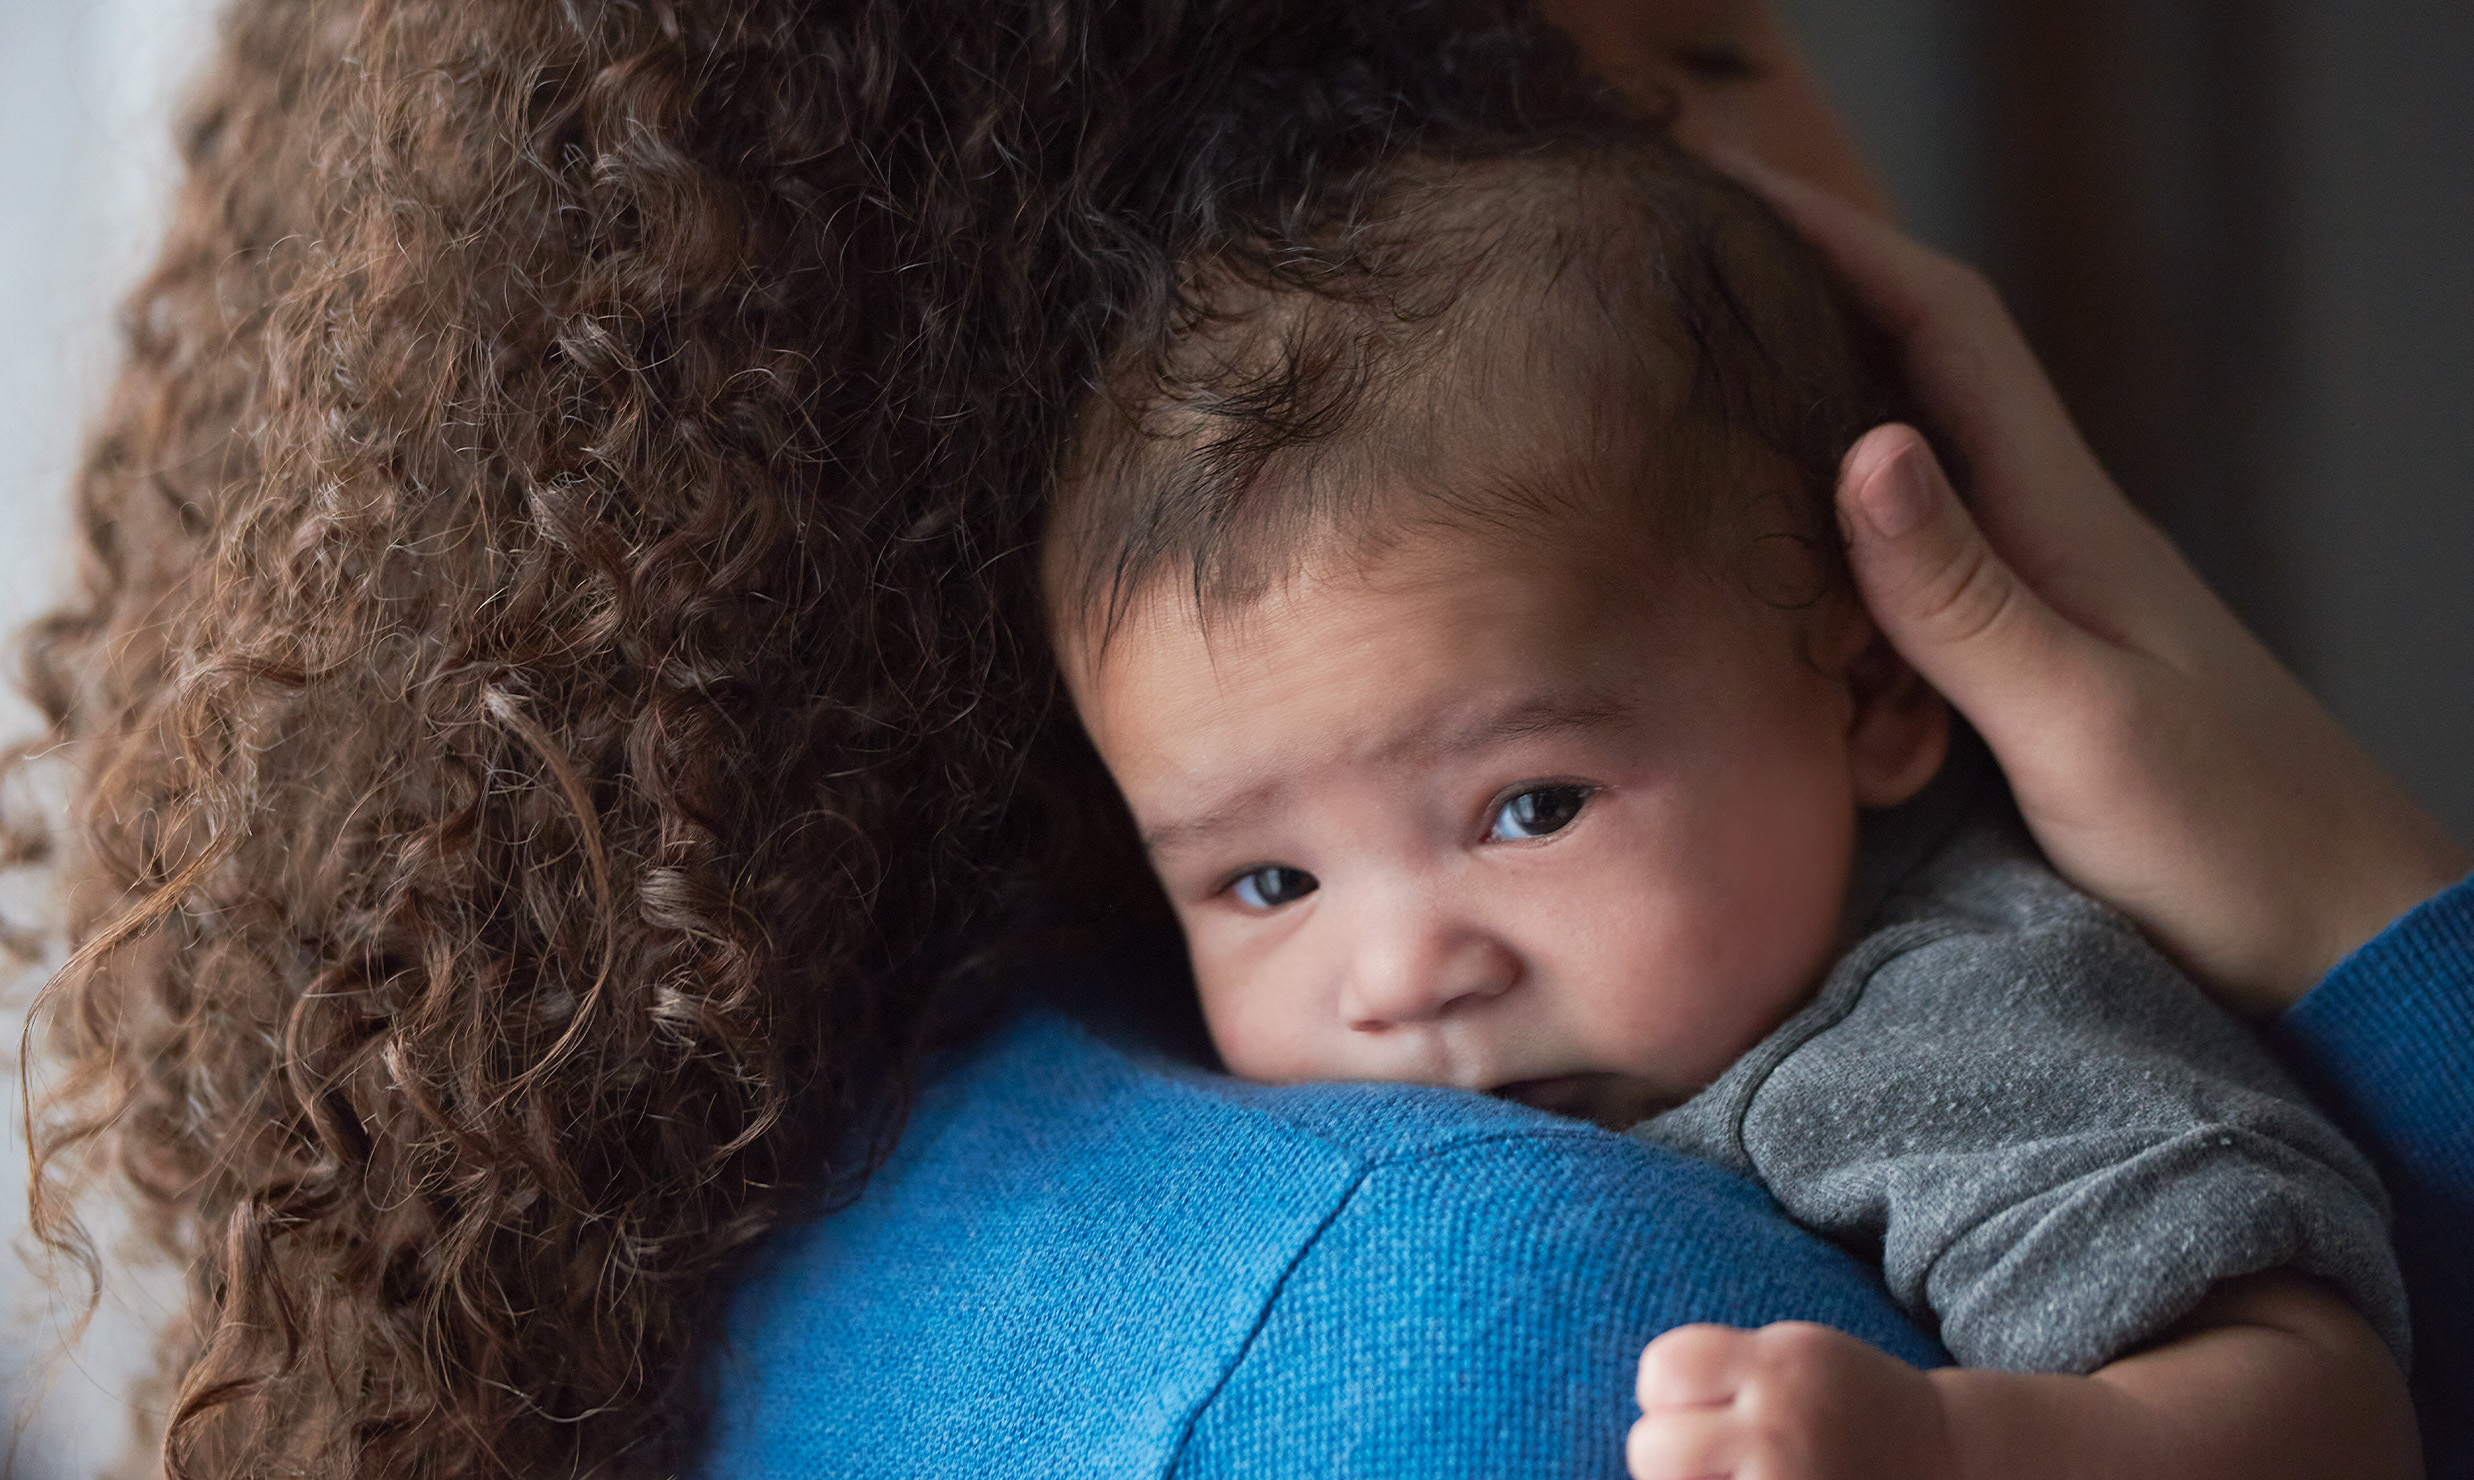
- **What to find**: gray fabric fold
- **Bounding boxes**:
[1636,785,2409,1374]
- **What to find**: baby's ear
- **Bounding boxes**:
[1838,613,1949,808]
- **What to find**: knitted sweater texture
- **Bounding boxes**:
[2278,873,2474,1476]
[704,877,2474,1476]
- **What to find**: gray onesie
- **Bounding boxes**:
[1634,760,2410,1374]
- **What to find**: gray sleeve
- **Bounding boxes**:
[1655,907,2412,1375]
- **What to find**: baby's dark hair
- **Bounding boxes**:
[1049,142,1901,643]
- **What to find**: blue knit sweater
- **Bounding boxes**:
[2277,876,2474,1476]
[704,877,2474,1476]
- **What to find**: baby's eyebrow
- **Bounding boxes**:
[1139,689,1633,859]
[1422,690,1635,755]
[1141,784,1282,858]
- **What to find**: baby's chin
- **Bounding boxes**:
[1490,1072,1688,1131]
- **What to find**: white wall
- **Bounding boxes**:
[0,0,218,694]
[0,2,221,1472]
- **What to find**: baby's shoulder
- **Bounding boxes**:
[1870,799,2126,942]
[1847,797,2195,1030]
[1646,799,2320,1178]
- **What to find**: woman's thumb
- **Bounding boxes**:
[1838,425,2090,723]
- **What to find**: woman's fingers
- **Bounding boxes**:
[1705,144,1938,332]
[1732,160,2470,1008]
[1713,148,2127,570]
[1707,148,2024,409]
[1837,427,2466,1011]
[1837,425,2105,739]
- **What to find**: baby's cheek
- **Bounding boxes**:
[1594,939,1798,1092]
[1185,938,1328,1082]
[1576,793,1853,1088]
[1678,832,1853,1060]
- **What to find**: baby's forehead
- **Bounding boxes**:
[1060,506,1847,837]
[1068,496,1772,699]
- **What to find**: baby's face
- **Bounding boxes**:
[1067,522,1939,1120]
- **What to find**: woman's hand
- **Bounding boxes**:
[1726,153,2470,1016]
[1543,0,1892,216]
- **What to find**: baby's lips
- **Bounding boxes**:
[1491,1073,1676,1130]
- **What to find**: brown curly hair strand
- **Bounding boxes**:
[10,1,1641,1474]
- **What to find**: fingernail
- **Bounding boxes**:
[1858,449,1936,540]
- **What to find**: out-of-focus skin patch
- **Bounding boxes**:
[1541,0,1895,216]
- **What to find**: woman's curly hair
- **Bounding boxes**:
[9,0,1643,1474]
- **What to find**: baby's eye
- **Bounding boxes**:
[1229,864,1319,911]
[1487,784,1592,842]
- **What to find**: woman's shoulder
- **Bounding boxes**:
[701,1008,1936,1478]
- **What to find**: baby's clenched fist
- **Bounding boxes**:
[1629,1322,1959,1480]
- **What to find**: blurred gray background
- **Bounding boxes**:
[0,0,2469,1474]
[1779,0,2474,849]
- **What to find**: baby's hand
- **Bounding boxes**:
[1629,1322,1958,1480]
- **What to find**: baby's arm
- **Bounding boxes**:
[1627,1273,2418,1480]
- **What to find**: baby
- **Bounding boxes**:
[1044,148,2414,1478]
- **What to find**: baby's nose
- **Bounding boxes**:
[1342,916,1519,1033]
